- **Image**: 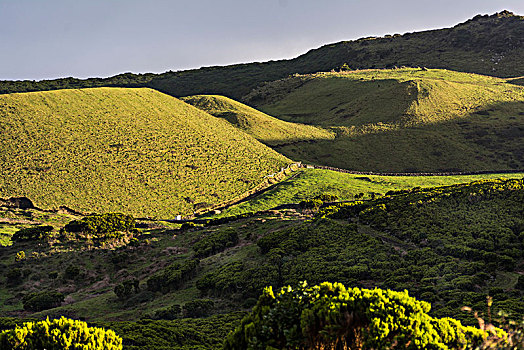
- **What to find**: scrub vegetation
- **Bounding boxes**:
[0,178,522,348]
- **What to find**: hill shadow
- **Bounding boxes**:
[270,100,524,173]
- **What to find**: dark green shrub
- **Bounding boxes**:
[183,299,214,318]
[5,268,22,285]
[193,229,239,258]
[62,213,135,239]
[12,225,54,241]
[0,316,122,349]
[180,222,197,230]
[147,258,199,293]
[152,304,182,320]
[114,279,140,301]
[22,291,65,311]
[63,265,83,280]
[515,275,524,290]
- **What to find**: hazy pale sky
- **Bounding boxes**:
[1,0,523,80]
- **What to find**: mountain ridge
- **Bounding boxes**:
[0,11,522,99]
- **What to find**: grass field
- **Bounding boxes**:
[0,88,290,217]
[203,168,524,217]
[245,68,524,172]
[181,95,333,146]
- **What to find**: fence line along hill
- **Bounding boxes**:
[0,87,291,217]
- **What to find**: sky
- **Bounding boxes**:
[1,0,523,81]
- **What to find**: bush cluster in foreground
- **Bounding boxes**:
[224,282,503,350]
[0,316,122,349]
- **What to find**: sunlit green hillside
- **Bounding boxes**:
[245,68,524,172]
[0,88,290,217]
[206,168,524,217]
[181,95,333,146]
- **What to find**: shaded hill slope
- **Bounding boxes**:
[244,68,524,172]
[0,88,290,217]
[0,11,523,99]
[181,95,333,146]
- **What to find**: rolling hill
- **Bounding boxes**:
[180,95,333,146]
[0,88,291,217]
[243,68,524,172]
[0,11,522,100]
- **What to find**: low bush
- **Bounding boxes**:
[22,291,65,312]
[147,258,199,293]
[12,225,54,241]
[152,304,182,320]
[5,268,23,285]
[114,279,140,301]
[183,299,214,318]
[0,316,122,349]
[62,213,135,239]
[63,264,85,281]
[193,229,239,258]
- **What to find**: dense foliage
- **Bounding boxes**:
[63,213,135,239]
[22,291,65,312]
[197,178,524,325]
[147,258,200,293]
[192,229,239,258]
[96,313,245,350]
[0,316,122,349]
[224,282,498,349]
[12,225,53,241]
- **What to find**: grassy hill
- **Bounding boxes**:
[243,68,524,172]
[0,178,522,348]
[0,11,522,99]
[181,95,333,146]
[0,88,290,217]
